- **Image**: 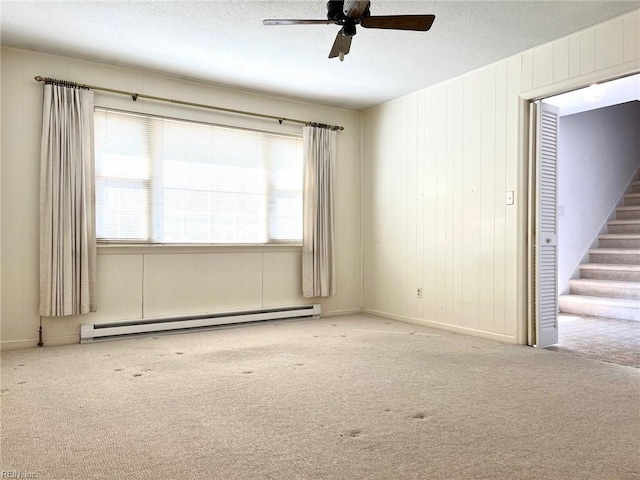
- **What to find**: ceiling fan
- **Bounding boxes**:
[263,0,436,61]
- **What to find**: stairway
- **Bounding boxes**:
[559,172,640,321]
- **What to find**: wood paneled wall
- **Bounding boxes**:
[362,10,639,342]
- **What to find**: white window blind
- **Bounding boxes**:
[95,108,303,244]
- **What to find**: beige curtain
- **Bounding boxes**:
[39,84,97,317]
[302,126,336,298]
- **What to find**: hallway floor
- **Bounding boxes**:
[546,314,640,368]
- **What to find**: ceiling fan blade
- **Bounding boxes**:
[263,19,335,26]
[361,14,435,31]
[329,31,353,61]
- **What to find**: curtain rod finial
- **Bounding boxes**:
[35,76,43,82]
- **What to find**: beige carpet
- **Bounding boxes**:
[1,314,639,480]
[546,314,640,368]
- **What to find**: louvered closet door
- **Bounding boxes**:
[535,101,559,348]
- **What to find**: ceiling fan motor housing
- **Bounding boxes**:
[327,1,371,23]
[326,1,344,21]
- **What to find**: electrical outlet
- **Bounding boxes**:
[417,288,422,299]
[506,191,514,205]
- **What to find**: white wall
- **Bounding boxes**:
[558,101,640,292]
[0,48,362,349]
[362,10,640,343]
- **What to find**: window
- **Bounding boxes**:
[94,108,303,244]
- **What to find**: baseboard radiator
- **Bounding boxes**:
[80,304,321,343]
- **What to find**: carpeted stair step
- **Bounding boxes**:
[589,248,640,265]
[559,294,640,321]
[624,193,640,206]
[598,234,640,248]
[580,263,640,282]
[608,219,640,234]
[568,278,640,300]
[632,181,640,194]
[616,205,640,219]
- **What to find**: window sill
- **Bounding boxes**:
[97,243,303,255]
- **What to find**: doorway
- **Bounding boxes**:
[527,74,640,367]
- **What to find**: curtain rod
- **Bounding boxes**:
[34,76,344,131]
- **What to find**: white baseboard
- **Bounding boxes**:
[363,309,519,344]
[0,335,80,351]
[0,339,40,351]
[1,308,362,350]
[3,308,513,349]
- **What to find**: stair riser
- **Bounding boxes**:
[632,184,640,194]
[608,224,640,234]
[570,284,640,300]
[625,195,640,206]
[616,209,640,220]
[590,252,640,265]
[599,238,640,248]
[580,269,640,282]
[559,297,640,321]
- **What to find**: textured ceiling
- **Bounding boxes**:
[1,1,638,110]
[546,74,640,117]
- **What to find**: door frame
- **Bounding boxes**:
[517,67,639,346]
